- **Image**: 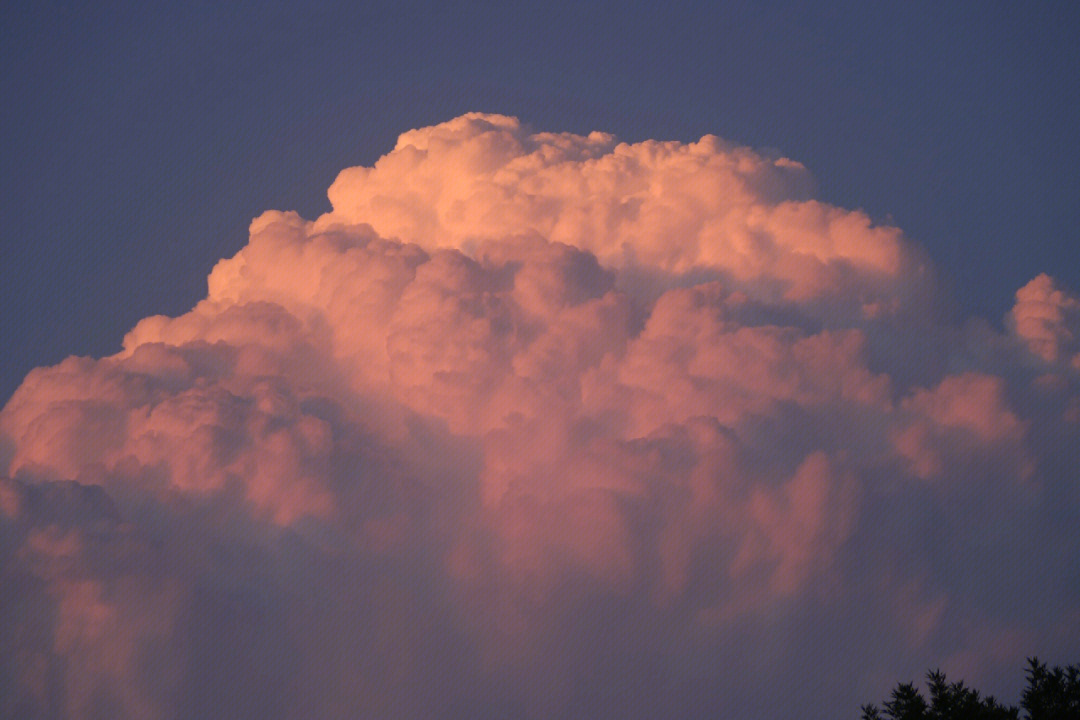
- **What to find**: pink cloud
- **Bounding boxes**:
[892,372,1030,481]
[1010,273,1080,367]
[2,114,1078,719]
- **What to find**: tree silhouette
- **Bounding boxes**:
[861,658,1079,720]
[1021,658,1080,720]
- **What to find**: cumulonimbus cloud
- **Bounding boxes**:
[2,113,1078,719]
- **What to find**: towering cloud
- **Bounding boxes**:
[2,114,1078,719]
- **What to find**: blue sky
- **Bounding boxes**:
[3,1,1078,400]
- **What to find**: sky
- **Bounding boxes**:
[2,2,1080,719]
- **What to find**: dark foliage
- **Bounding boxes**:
[862,659,1080,720]
[1021,659,1080,720]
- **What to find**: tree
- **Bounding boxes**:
[1021,658,1080,720]
[861,659,1079,720]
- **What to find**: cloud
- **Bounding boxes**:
[2,114,1078,719]
[319,113,930,316]
[1010,273,1080,368]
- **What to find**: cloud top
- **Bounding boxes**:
[320,113,929,313]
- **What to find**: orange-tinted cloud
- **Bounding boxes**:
[2,115,1077,719]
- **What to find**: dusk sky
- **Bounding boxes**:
[2,2,1079,719]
